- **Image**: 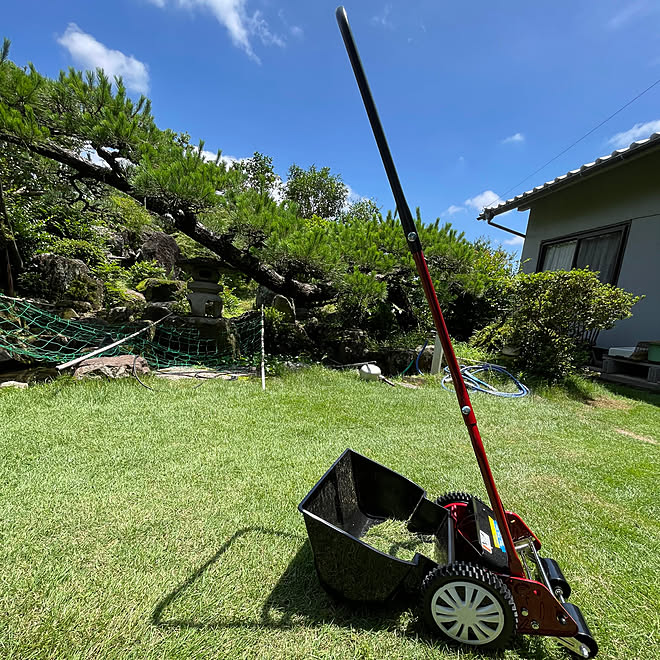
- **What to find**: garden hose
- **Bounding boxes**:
[401,339,429,376]
[441,363,529,398]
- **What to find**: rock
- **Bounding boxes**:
[140,231,181,274]
[123,289,147,310]
[296,306,311,320]
[106,306,134,323]
[256,287,295,319]
[23,254,103,309]
[0,380,28,389]
[59,307,79,320]
[272,294,295,321]
[143,302,175,321]
[93,225,125,257]
[255,286,276,308]
[136,278,186,303]
[415,345,434,372]
[73,355,150,380]
[64,300,94,314]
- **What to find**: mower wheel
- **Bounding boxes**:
[421,562,517,649]
[435,491,481,508]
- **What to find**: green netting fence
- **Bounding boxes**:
[0,296,262,370]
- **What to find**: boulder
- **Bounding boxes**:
[123,289,147,310]
[256,287,296,320]
[59,307,79,320]
[140,231,181,274]
[255,286,276,308]
[272,294,295,321]
[23,254,103,309]
[143,302,176,321]
[0,380,28,389]
[105,306,134,323]
[136,278,186,303]
[73,355,150,380]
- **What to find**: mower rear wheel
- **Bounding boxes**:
[421,562,517,649]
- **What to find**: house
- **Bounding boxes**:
[478,132,660,351]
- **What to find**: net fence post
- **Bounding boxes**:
[260,304,266,390]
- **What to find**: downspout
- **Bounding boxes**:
[487,217,526,238]
[482,208,526,239]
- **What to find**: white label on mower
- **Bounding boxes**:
[479,530,493,554]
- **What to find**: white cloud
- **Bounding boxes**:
[503,235,524,247]
[57,24,149,94]
[371,4,394,29]
[148,0,284,63]
[196,148,241,168]
[278,9,303,40]
[607,119,660,149]
[501,132,524,144]
[608,1,653,29]
[445,205,465,215]
[345,184,366,205]
[464,190,500,212]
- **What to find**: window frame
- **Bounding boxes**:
[536,220,630,285]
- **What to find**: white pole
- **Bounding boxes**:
[55,312,173,371]
[430,331,444,375]
[260,304,266,390]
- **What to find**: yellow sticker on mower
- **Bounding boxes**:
[489,516,506,552]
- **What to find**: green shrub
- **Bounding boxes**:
[219,283,242,316]
[473,269,641,381]
[103,281,131,309]
[106,194,155,235]
[66,276,102,305]
[126,260,167,287]
[337,267,388,326]
[16,271,46,297]
[93,261,128,284]
[44,238,106,266]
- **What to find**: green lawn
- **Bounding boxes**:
[1,368,658,659]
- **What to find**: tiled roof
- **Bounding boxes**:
[478,132,660,220]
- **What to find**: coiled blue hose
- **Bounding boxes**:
[442,363,529,398]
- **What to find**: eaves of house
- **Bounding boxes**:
[478,132,660,223]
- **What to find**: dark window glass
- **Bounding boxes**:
[574,231,622,283]
[540,227,626,284]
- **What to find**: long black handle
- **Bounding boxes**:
[335,6,421,254]
[334,5,525,577]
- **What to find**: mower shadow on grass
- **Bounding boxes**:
[151,527,411,635]
[150,527,555,659]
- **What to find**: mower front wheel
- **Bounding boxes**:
[421,562,517,649]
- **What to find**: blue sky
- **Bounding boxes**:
[4,1,660,253]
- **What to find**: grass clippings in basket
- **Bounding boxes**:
[362,518,435,560]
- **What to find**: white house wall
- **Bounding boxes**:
[519,150,660,349]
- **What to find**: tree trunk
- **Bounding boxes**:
[0,133,336,305]
[0,177,21,297]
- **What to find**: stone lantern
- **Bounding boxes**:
[178,257,223,318]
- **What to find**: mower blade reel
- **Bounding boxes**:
[557,603,599,658]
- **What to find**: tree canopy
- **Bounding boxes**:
[0,47,515,337]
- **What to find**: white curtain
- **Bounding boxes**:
[575,232,621,283]
[541,240,576,271]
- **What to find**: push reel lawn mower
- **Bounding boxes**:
[299,8,598,658]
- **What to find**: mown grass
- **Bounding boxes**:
[1,368,658,659]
